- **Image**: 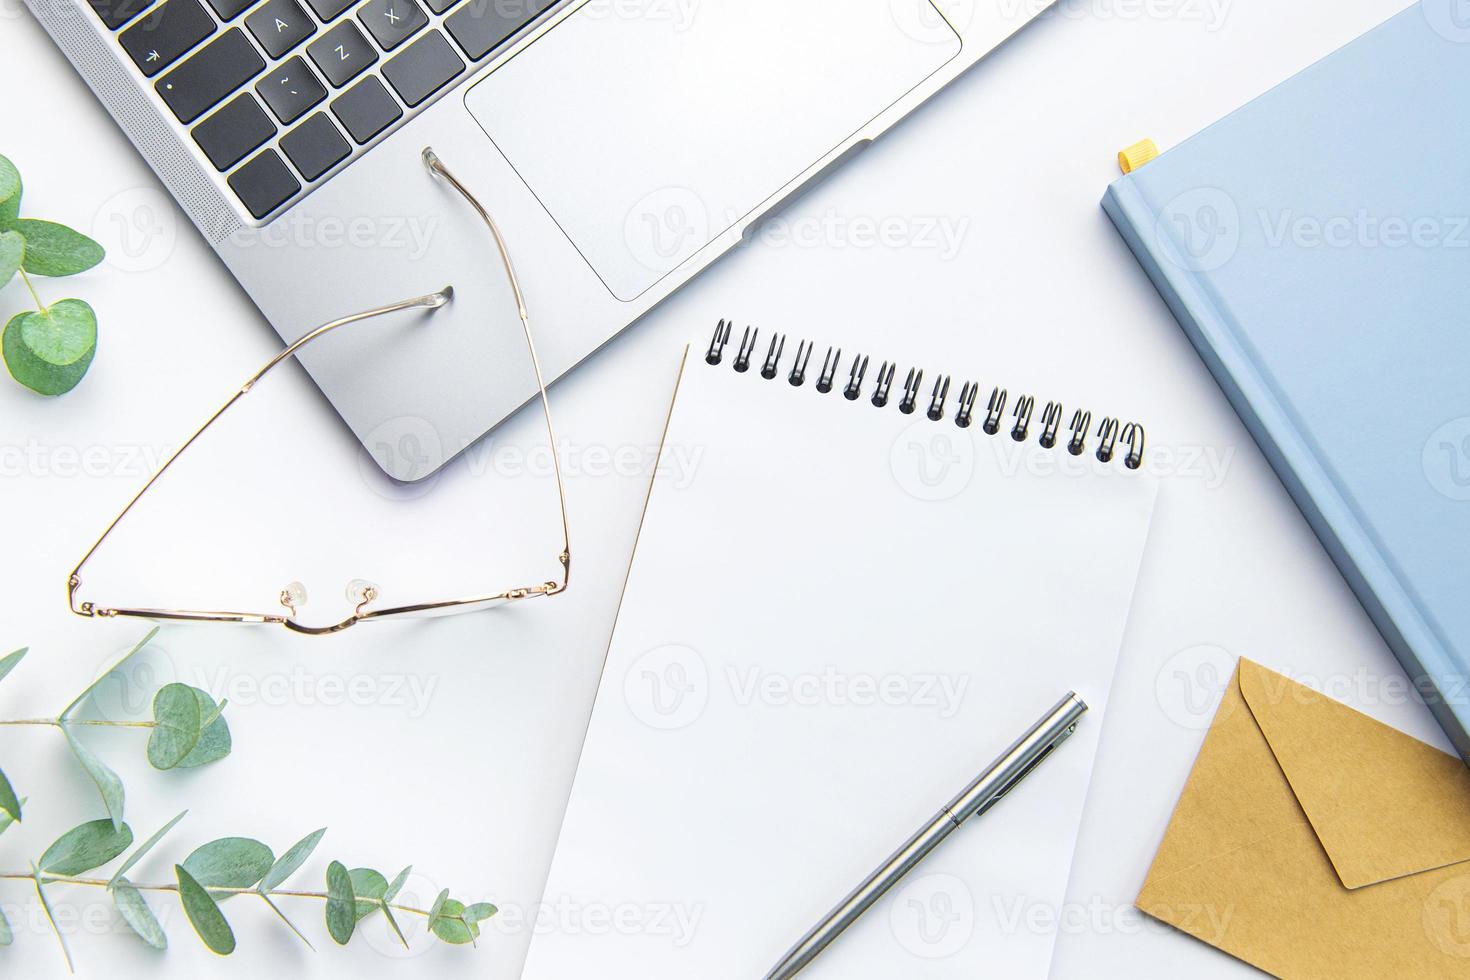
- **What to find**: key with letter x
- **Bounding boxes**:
[359,0,427,51]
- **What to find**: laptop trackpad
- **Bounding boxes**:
[464,0,961,301]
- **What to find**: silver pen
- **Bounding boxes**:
[763,692,1088,980]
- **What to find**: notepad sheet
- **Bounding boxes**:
[523,353,1158,978]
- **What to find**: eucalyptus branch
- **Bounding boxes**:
[0,630,232,831]
[1,814,496,967]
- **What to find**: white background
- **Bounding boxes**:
[0,0,1439,977]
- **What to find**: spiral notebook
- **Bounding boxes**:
[523,327,1160,978]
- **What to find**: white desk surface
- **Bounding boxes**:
[2,0,1433,976]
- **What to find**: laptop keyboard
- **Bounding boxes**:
[91,0,555,220]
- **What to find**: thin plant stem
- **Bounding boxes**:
[16,267,44,313]
[0,718,155,728]
[0,871,432,918]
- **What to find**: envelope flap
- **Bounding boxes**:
[1237,659,1470,889]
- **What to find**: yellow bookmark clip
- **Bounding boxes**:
[1117,138,1159,174]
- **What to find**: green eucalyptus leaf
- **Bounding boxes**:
[0,903,10,946]
[175,688,231,768]
[3,301,96,396]
[349,868,387,922]
[426,888,448,923]
[0,797,25,837]
[39,819,134,875]
[381,902,408,949]
[463,902,498,924]
[13,218,103,277]
[147,683,202,770]
[260,827,325,891]
[62,628,158,720]
[0,155,19,227]
[383,865,411,903]
[31,865,74,972]
[0,647,26,685]
[258,892,314,950]
[429,898,476,945]
[61,726,125,829]
[325,861,356,945]
[181,837,273,890]
[0,767,20,823]
[176,865,235,955]
[0,230,21,290]
[112,879,167,949]
[109,810,187,888]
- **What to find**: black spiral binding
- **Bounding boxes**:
[705,320,1146,469]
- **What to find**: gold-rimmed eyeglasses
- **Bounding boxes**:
[67,148,570,635]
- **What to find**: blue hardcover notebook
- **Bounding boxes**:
[1103,2,1470,759]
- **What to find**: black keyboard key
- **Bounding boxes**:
[382,30,463,107]
[228,150,300,218]
[304,0,356,19]
[308,22,378,87]
[155,29,266,124]
[358,0,427,51]
[192,93,276,170]
[120,0,215,76]
[87,0,152,30]
[445,0,549,61]
[256,57,327,123]
[280,113,351,181]
[331,75,401,143]
[423,0,460,13]
[246,0,316,59]
[204,0,254,18]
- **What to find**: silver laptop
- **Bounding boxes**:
[28,0,1044,479]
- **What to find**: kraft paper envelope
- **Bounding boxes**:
[1138,658,1470,978]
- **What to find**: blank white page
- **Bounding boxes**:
[524,346,1158,978]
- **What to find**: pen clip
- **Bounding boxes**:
[972,722,1078,819]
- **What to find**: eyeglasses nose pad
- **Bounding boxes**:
[280,581,308,613]
[346,579,380,609]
